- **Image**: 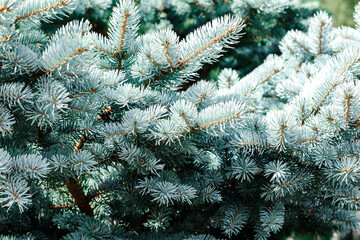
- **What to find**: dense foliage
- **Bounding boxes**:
[1,0,360,239]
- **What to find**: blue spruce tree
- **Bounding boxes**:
[0,0,360,239]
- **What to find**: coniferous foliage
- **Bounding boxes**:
[137,0,318,78]
[0,0,360,239]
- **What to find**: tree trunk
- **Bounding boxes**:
[65,178,93,216]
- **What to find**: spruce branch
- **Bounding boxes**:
[108,0,140,54]
[179,14,244,67]
[355,3,360,30]
[308,11,332,55]
[15,0,75,23]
